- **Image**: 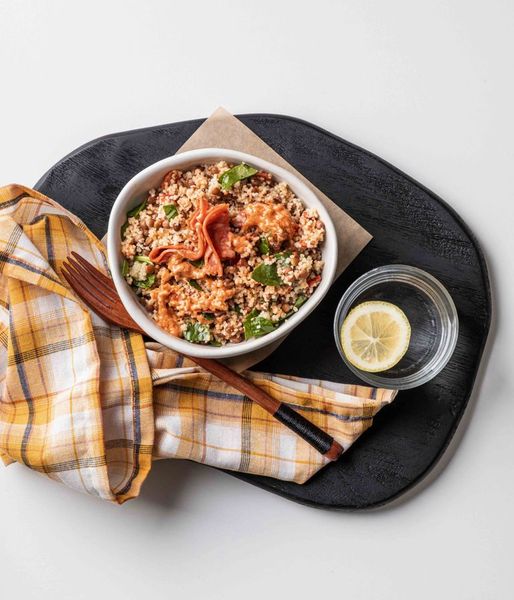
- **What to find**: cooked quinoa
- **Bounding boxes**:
[120,161,325,345]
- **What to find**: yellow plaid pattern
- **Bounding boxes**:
[0,185,397,502]
[149,344,397,481]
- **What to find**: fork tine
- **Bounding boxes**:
[65,256,119,303]
[62,261,145,333]
[71,252,117,289]
[64,263,118,308]
[61,265,114,312]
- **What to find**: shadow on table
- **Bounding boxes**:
[136,458,197,509]
[138,453,244,511]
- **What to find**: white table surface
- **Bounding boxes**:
[1,1,512,598]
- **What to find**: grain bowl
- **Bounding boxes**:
[107,149,337,358]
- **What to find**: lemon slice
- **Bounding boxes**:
[340,301,411,372]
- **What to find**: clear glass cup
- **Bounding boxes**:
[333,265,459,390]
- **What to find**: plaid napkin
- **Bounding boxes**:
[0,185,397,503]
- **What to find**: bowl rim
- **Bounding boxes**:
[333,264,459,390]
[107,147,338,358]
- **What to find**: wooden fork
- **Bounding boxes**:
[61,252,343,461]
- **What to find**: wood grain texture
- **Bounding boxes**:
[35,114,491,509]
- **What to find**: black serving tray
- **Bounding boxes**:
[35,114,491,509]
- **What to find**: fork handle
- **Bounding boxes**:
[192,357,343,461]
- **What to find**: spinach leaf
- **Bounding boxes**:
[163,204,178,219]
[202,312,215,320]
[258,236,270,255]
[134,273,155,289]
[189,258,204,268]
[127,199,147,219]
[130,256,154,287]
[188,279,203,291]
[274,249,292,262]
[134,255,152,264]
[184,322,211,344]
[121,199,146,239]
[243,309,278,340]
[121,259,129,277]
[294,295,307,309]
[251,262,283,286]
[282,295,308,321]
[218,163,258,190]
[209,339,222,347]
[232,304,242,314]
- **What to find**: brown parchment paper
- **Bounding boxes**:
[176,107,372,370]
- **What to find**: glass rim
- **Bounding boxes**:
[333,264,459,390]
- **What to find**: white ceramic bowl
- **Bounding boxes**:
[107,148,338,358]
